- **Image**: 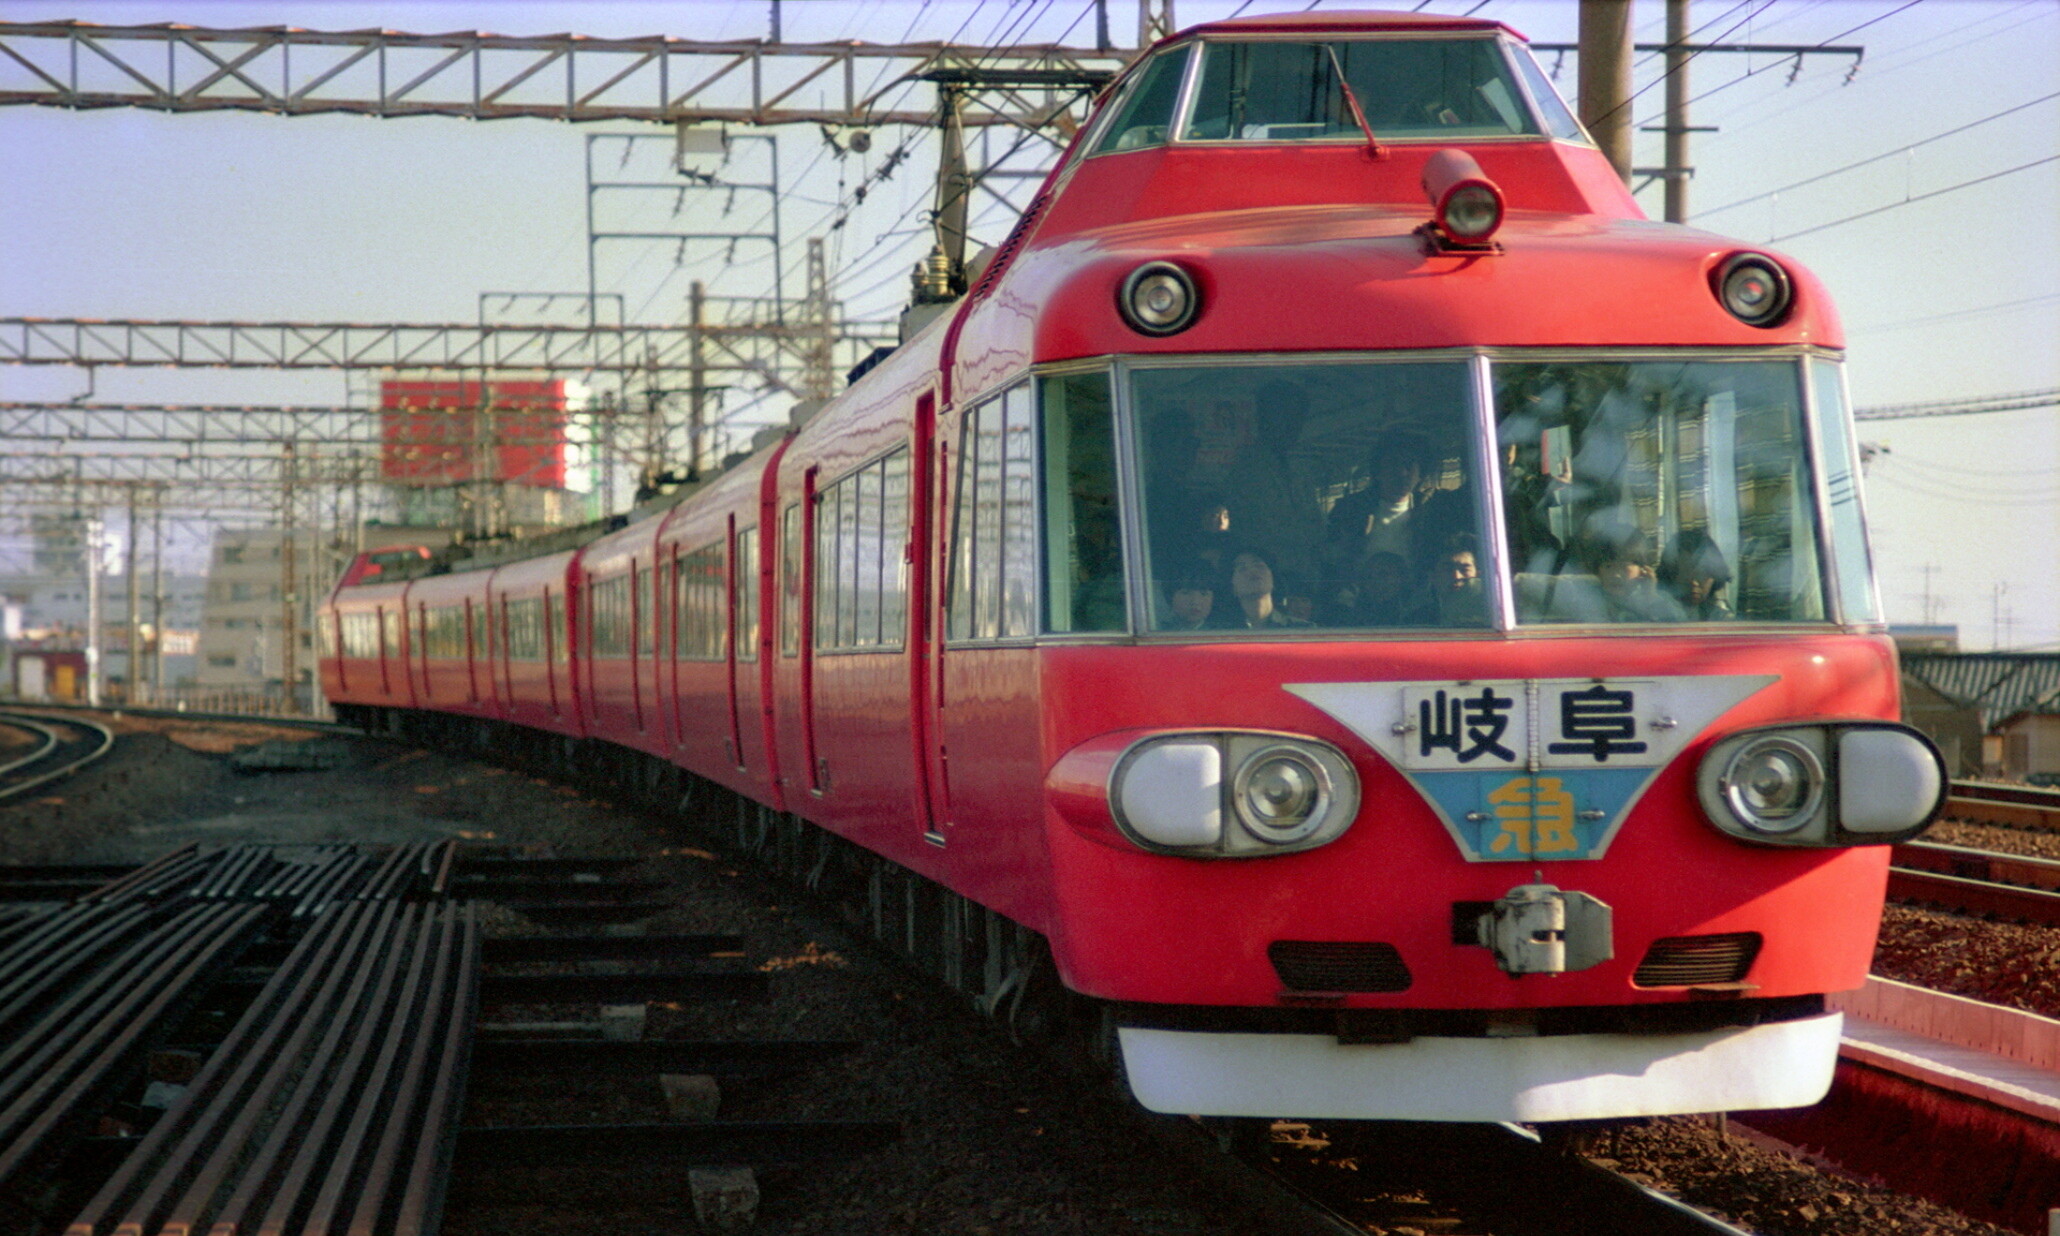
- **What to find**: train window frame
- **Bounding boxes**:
[1039,367,1127,636]
[1113,349,1497,640]
[944,381,1042,648]
[1174,33,1552,147]
[811,447,911,656]
[1484,347,1862,630]
[1086,41,1197,157]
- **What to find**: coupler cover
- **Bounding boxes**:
[1477,883,1613,974]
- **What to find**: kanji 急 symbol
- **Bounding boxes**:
[1546,685,1649,762]
[1418,686,1517,764]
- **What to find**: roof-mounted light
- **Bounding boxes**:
[1714,252,1794,327]
[1118,261,1201,336]
[1420,148,1504,250]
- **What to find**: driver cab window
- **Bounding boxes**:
[1092,44,1193,155]
[1183,38,1537,142]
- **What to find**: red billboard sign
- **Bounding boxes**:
[379,379,568,489]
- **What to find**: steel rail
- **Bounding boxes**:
[0,714,59,778]
[1886,865,2060,925]
[1945,779,2060,832]
[0,709,116,804]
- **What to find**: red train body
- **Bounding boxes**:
[323,11,1944,1124]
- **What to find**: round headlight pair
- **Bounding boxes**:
[1109,732,1358,857]
[1118,261,1200,336]
[1714,253,1793,327]
[1697,722,1946,847]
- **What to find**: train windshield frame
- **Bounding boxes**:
[1083,32,1588,156]
[1033,349,1876,640]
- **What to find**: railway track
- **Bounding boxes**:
[0,709,115,804]
[1943,779,2060,832]
[1251,1119,1758,1236]
[0,842,900,1233]
[1890,838,2060,924]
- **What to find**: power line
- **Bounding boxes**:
[1767,153,2060,242]
[1698,89,2060,217]
[1856,387,2060,421]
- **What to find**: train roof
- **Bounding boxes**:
[1170,9,1522,41]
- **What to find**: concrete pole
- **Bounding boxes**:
[150,496,164,699]
[124,487,139,705]
[1664,0,1691,222]
[84,515,102,707]
[1578,0,1636,186]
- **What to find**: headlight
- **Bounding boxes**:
[1117,261,1200,336]
[1718,735,1823,835]
[1714,252,1793,327]
[1233,745,1333,844]
[1110,732,1359,857]
[1697,721,1944,847]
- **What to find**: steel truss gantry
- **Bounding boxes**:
[0,316,896,385]
[0,21,1128,128]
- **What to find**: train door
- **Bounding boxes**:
[909,393,948,841]
[723,515,746,770]
[798,466,824,795]
[376,604,391,696]
[462,598,479,705]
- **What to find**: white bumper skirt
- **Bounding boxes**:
[1118,1011,1843,1123]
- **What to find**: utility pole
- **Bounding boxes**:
[1578,0,1635,186]
[804,239,836,403]
[1662,0,1691,221]
[124,486,139,705]
[84,514,102,708]
[690,282,708,478]
[281,442,298,709]
[150,495,164,700]
[1138,0,1176,48]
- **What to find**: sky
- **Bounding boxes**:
[0,0,2055,646]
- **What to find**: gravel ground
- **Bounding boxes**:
[0,714,2030,1235]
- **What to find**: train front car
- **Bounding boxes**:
[959,12,1946,1124]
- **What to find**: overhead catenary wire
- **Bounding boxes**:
[1767,153,2060,242]
[1698,89,2060,217]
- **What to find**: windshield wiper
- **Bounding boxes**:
[1324,44,1387,159]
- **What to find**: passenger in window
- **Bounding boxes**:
[1225,381,1323,583]
[1659,530,1735,621]
[1431,533,1490,628]
[1220,546,1311,631]
[1323,430,1434,579]
[1161,565,1218,632]
[1158,490,1234,583]
[1584,527,1684,623]
[1331,551,1433,628]
[1501,439,1570,573]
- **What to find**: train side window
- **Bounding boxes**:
[1811,359,1881,624]
[504,596,543,661]
[675,543,726,660]
[947,386,1039,644]
[812,450,912,654]
[1091,44,1192,155]
[637,562,656,657]
[736,527,761,662]
[1041,371,1124,633]
[591,573,632,657]
[780,505,801,656]
[546,590,568,666]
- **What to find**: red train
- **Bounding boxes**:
[323,10,1946,1124]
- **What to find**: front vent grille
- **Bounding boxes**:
[1632,932,1763,988]
[1268,941,1412,993]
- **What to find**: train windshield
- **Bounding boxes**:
[1495,359,1843,626]
[1125,359,1487,634]
[1096,355,1866,638]
[1183,37,1542,142]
